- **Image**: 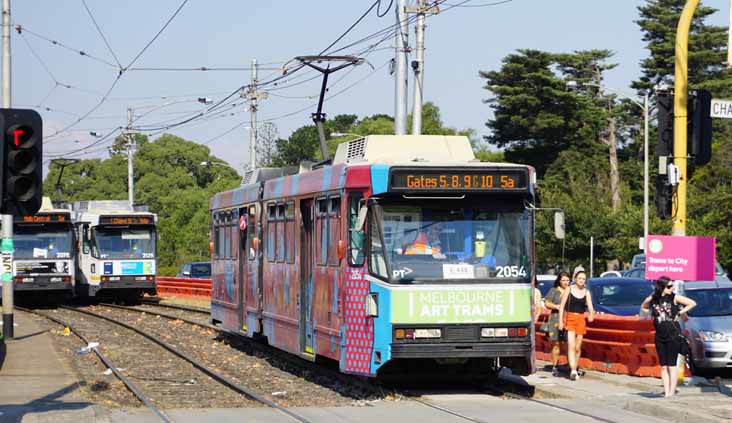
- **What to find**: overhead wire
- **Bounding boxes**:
[124,0,191,70]
[80,0,123,68]
[17,25,118,69]
[441,0,513,8]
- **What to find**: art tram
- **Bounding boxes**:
[210,135,539,377]
[0,197,75,302]
[73,200,158,301]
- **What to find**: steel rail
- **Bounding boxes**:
[60,305,313,423]
[16,307,173,423]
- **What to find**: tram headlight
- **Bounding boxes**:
[481,328,495,337]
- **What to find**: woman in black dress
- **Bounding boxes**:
[543,272,570,376]
[641,276,696,397]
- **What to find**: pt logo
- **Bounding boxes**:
[392,267,413,279]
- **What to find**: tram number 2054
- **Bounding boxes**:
[496,265,527,278]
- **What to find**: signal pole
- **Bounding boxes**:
[1,0,13,339]
[394,0,409,135]
[672,0,700,236]
[127,107,134,208]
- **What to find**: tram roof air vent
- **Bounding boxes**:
[241,170,255,185]
[346,137,367,162]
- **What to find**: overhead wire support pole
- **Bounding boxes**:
[243,59,267,170]
[672,0,700,236]
[394,0,409,135]
[1,0,13,340]
[295,55,364,162]
[407,0,438,135]
[127,107,134,208]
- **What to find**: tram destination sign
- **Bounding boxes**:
[15,214,68,223]
[389,167,528,192]
[100,215,153,225]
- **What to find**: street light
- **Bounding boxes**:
[200,160,230,167]
[573,82,651,253]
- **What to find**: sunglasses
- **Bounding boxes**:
[666,284,674,289]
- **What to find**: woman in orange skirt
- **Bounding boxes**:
[558,270,595,380]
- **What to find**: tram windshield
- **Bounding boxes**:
[369,201,530,283]
[14,225,73,259]
[92,226,156,259]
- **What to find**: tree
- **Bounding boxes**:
[480,49,605,176]
[44,133,240,272]
[633,0,731,93]
[256,122,281,167]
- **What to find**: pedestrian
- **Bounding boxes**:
[558,270,595,381]
[640,276,696,397]
[532,276,543,318]
[544,271,570,377]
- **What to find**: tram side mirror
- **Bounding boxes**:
[356,205,368,231]
[252,237,260,252]
[554,211,565,240]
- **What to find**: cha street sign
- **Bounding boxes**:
[710,98,732,118]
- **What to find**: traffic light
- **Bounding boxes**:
[0,109,43,216]
[655,90,713,166]
[689,89,712,166]
[656,92,674,157]
[655,176,672,219]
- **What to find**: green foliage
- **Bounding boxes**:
[44,134,240,269]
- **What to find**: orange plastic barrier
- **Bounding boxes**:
[535,313,690,378]
[157,277,212,298]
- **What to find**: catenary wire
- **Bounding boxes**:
[124,0,191,70]
[81,0,123,68]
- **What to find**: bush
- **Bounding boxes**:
[157,266,179,277]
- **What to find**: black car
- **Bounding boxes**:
[587,277,653,316]
[176,262,211,279]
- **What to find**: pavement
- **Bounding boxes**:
[1,310,730,422]
[0,311,105,423]
[523,362,732,423]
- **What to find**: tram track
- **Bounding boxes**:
[98,303,625,423]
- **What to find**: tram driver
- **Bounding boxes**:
[400,222,446,259]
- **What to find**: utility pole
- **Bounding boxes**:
[407,0,439,135]
[643,92,650,251]
[394,0,409,135]
[1,0,13,340]
[672,0,700,236]
[243,59,267,169]
[728,0,732,67]
[127,107,134,208]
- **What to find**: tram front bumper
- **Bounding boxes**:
[390,341,532,359]
[84,277,156,296]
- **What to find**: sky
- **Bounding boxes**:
[10,0,732,174]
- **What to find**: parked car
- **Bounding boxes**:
[586,277,653,316]
[678,280,732,372]
[176,262,211,279]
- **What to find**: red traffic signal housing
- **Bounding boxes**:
[0,108,43,216]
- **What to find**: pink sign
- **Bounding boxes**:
[646,235,716,281]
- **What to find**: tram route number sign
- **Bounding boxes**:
[389,168,528,192]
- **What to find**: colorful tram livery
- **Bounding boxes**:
[210,135,538,376]
[0,198,75,301]
[73,200,157,299]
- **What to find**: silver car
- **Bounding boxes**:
[678,280,732,372]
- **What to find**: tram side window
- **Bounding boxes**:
[328,197,341,266]
[216,214,225,258]
[276,204,285,262]
[369,211,388,280]
[247,206,256,261]
[348,195,365,266]
[224,213,232,259]
[266,204,276,262]
[285,201,295,263]
[230,210,238,260]
[315,199,328,266]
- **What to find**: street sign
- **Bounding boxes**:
[646,235,715,281]
[710,98,732,118]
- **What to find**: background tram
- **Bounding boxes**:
[210,135,538,377]
[73,200,158,301]
[0,197,75,302]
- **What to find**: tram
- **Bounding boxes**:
[73,200,157,301]
[0,197,75,302]
[210,135,539,377]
